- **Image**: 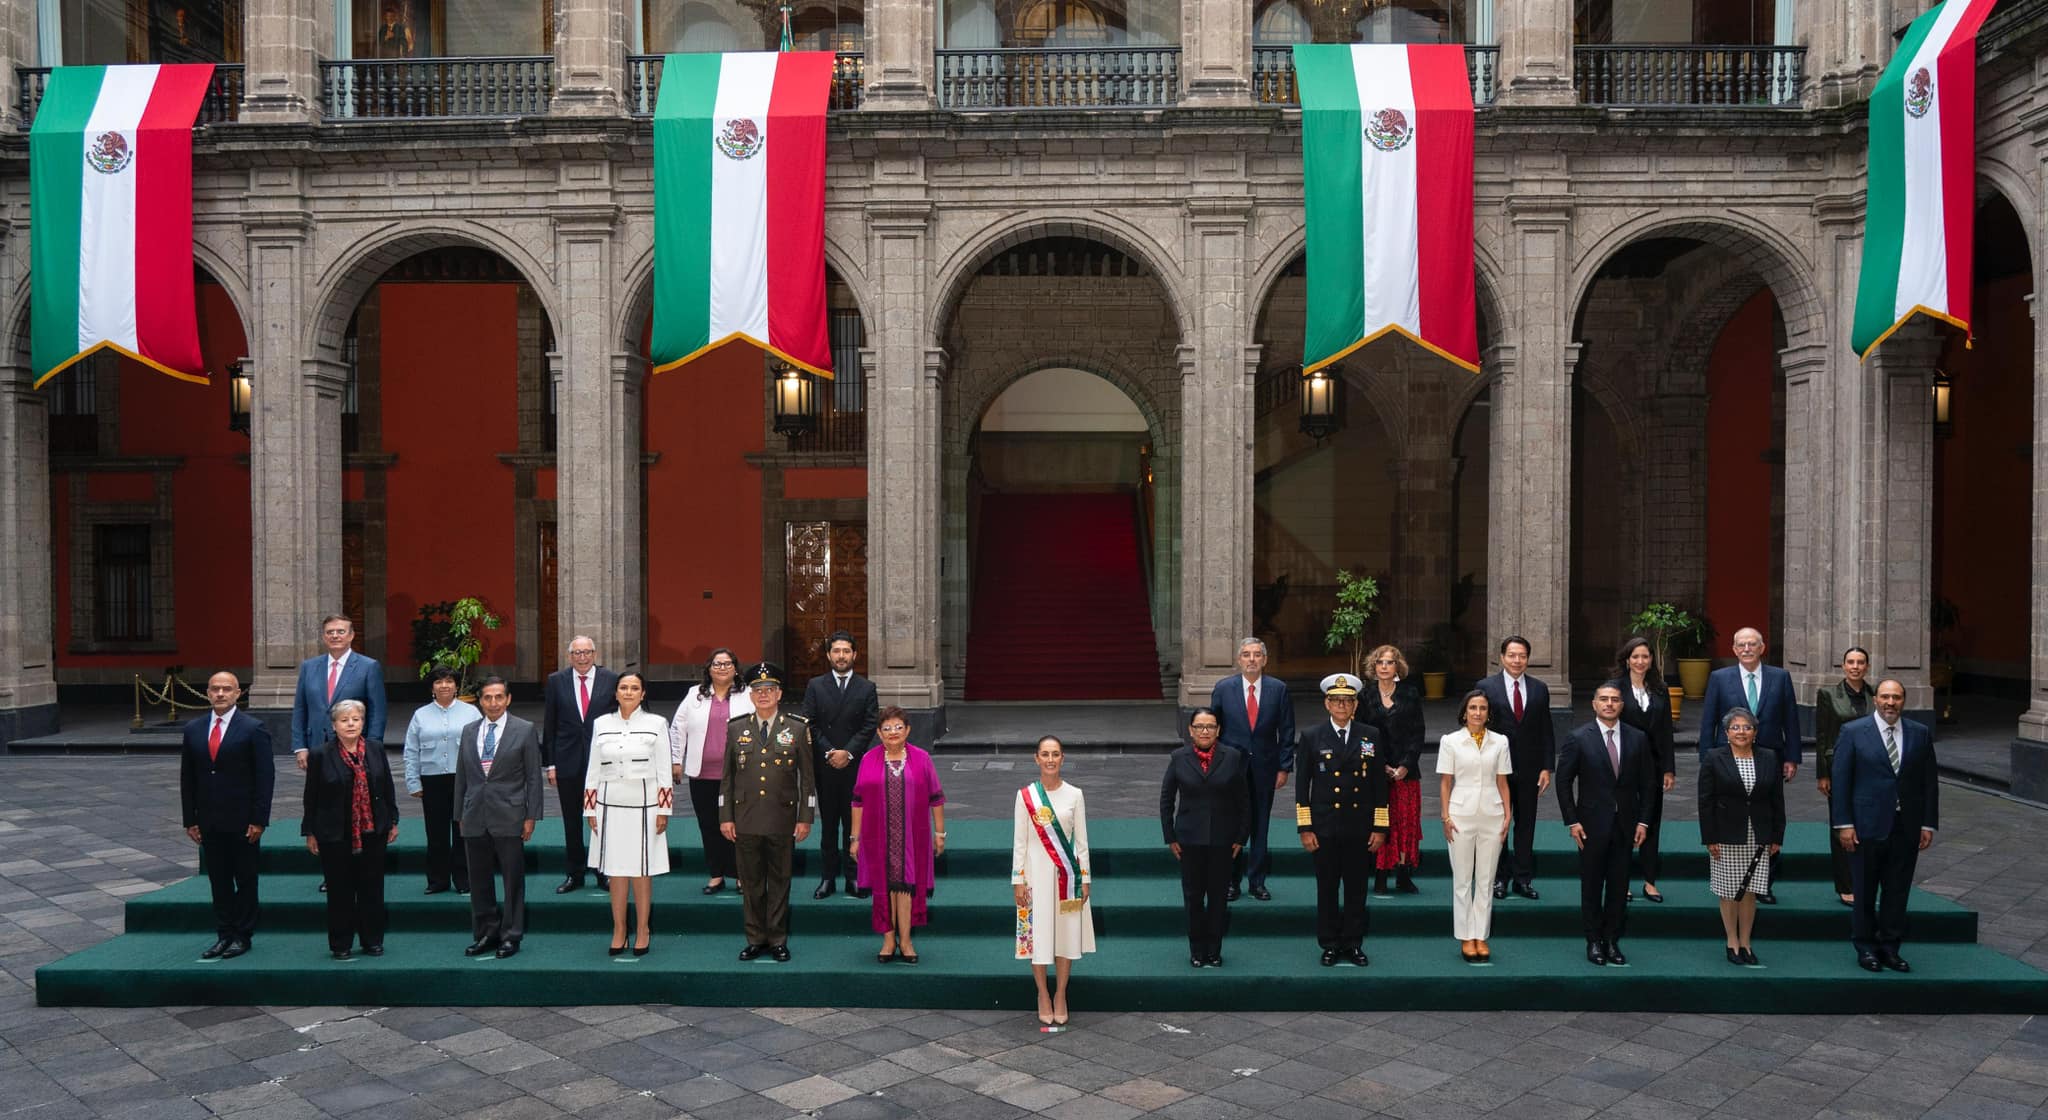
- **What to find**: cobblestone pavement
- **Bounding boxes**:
[1,751,2045,1120]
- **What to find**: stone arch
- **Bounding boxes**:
[1568,210,1825,350]
[928,212,1193,344]
[954,353,1173,449]
[612,232,873,357]
[308,220,562,362]
[1976,159,2040,257]
[1248,225,1508,346]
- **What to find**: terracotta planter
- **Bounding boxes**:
[1422,671,1448,700]
[1666,686,1684,722]
[1678,658,1712,700]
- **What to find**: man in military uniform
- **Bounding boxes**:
[1296,673,1390,967]
[720,663,816,962]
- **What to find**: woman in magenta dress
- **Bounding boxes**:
[849,706,946,963]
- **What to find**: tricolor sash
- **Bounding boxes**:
[1022,782,1086,915]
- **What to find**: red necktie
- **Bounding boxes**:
[1245,682,1259,729]
[1512,679,1524,721]
[208,716,223,762]
[578,673,590,719]
[326,659,340,702]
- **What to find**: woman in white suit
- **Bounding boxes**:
[667,648,743,894]
[1437,689,1513,963]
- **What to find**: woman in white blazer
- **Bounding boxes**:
[667,648,744,894]
[1436,689,1514,963]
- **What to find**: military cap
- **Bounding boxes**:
[1320,672,1361,698]
[743,662,784,690]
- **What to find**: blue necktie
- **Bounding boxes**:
[482,721,498,765]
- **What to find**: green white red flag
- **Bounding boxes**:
[30,63,214,388]
[1293,43,1478,375]
[1852,0,1999,358]
[652,51,835,377]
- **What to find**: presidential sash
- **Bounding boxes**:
[1023,782,1086,916]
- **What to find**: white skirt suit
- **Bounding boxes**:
[1436,728,1513,941]
[584,710,674,878]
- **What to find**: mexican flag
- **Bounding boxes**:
[1293,43,1478,375]
[1851,0,2000,358]
[30,63,214,389]
[652,51,835,377]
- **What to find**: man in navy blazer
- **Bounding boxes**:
[1696,626,1799,903]
[1554,683,1655,966]
[289,614,387,771]
[1208,638,1294,901]
[180,671,275,960]
[1477,636,1555,899]
[1831,679,1938,973]
[541,635,618,892]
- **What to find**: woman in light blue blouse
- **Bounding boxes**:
[402,668,481,895]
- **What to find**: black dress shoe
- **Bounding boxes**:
[201,938,230,960]
[465,938,501,957]
[1319,949,1338,967]
[555,877,584,895]
[1251,885,1273,901]
[1190,956,1206,968]
[1586,941,1608,966]
[495,941,520,959]
[1206,954,1222,968]
[1492,881,1508,899]
[1881,951,1911,973]
[455,885,470,895]
[739,944,767,961]
[319,882,327,893]
[703,880,727,895]
[1226,884,1241,902]
[332,949,352,961]
[1739,948,1759,966]
[425,885,450,895]
[814,879,836,900]
[220,941,249,960]
[1603,942,1627,966]
[1512,882,1540,900]
[1347,949,1370,967]
[1755,890,1777,905]
[594,873,610,890]
[770,944,791,962]
[846,877,863,897]
[1858,951,1884,972]
[361,945,384,957]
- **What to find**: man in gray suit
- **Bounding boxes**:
[453,677,544,960]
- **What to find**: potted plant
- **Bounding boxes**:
[413,597,502,700]
[1414,631,1452,700]
[1626,602,1695,717]
[1322,570,1381,680]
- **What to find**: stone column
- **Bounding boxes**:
[1843,328,1941,717]
[1495,0,1573,107]
[1778,341,1830,698]
[242,0,323,122]
[1179,0,1250,106]
[1177,194,1255,706]
[862,0,935,110]
[2022,259,2048,793]
[0,351,58,747]
[1391,455,1456,650]
[1487,197,1574,704]
[550,0,626,116]
[0,0,35,130]
[865,200,944,726]
[551,206,638,670]
[245,207,343,714]
[1799,0,1897,109]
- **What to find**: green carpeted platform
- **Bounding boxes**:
[35,818,2048,1011]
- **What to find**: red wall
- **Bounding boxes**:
[1936,272,2034,671]
[784,467,867,500]
[1704,289,1776,644]
[53,282,252,670]
[377,283,521,669]
[643,340,767,666]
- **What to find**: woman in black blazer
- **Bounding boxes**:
[1364,645,1426,896]
[1160,708,1250,969]
[1615,638,1678,902]
[1697,709,1785,966]
[302,699,400,960]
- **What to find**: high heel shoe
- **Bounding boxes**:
[609,942,626,957]
[1642,884,1664,903]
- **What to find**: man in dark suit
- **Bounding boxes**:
[180,671,274,960]
[289,613,386,771]
[1831,678,1938,973]
[1697,626,1800,903]
[1160,708,1250,968]
[541,635,618,893]
[1477,635,1555,899]
[1294,673,1388,967]
[1209,638,1295,901]
[800,630,879,900]
[1554,682,1655,966]
[454,677,545,960]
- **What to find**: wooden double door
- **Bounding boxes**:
[784,520,868,690]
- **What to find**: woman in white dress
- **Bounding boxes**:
[1437,690,1513,964]
[585,671,672,956]
[1012,735,1092,1027]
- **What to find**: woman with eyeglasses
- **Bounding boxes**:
[849,706,945,963]
[669,648,744,895]
[1365,645,1426,896]
[1160,707,1249,968]
[1699,708,1785,966]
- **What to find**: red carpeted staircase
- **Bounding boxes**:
[965,492,1163,700]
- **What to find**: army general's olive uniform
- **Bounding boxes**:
[720,710,817,948]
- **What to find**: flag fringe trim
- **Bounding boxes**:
[1855,305,1971,361]
[1302,323,1481,377]
[31,340,211,390]
[651,331,835,379]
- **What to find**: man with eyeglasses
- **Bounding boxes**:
[1698,626,1799,903]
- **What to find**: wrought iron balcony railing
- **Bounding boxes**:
[1252,46,1498,107]
[628,52,864,116]
[320,56,553,120]
[19,64,243,128]
[936,46,1180,109]
[1574,44,1805,107]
